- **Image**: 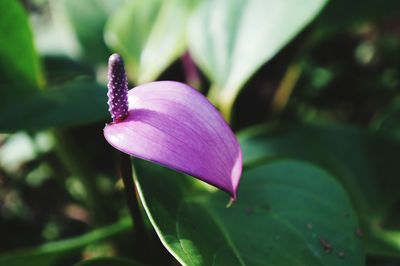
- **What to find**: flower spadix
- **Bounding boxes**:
[104,54,242,200]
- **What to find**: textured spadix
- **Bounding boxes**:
[104,81,242,199]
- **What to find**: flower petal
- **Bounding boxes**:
[104,81,242,199]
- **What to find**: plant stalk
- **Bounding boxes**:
[271,62,303,114]
[117,152,149,250]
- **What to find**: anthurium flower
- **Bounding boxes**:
[104,54,242,200]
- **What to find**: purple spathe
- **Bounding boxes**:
[104,81,242,200]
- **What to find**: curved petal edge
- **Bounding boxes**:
[104,81,242,199]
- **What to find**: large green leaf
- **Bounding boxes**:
[133,158,364,265]
[105,0,198,84]
[74,257,143,266]
[238,122,400,256]
[187,0,327,119]
[0,79,108,133]
[61,0,127,63]
[0,217,132,266]
[0,0,43,91]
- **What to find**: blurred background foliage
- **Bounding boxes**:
[1,0,400,265]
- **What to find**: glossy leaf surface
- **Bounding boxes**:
[133,158,364,265]
[105,0,197,84]
[0,79,108,133]
[188,0,327,116]
[61,0,126,63]
[0,0,43,91]
[238,122,400,256]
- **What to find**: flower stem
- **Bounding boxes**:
[271,62,303,114]
[117,152,149,250]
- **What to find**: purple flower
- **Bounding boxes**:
[104,54,242,200]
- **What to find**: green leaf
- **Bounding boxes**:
[0,0,43,91]
[133,158,364,265]
[187,0,328,119]
[238,122,400,257]
[0,79,108,133]
[61,0,127,63]
[74,257,143,266]
[0,217,132,266]
[105,0,198,84]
